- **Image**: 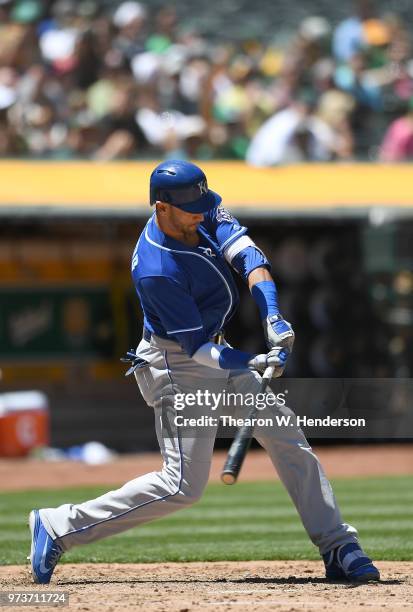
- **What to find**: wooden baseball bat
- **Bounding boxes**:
[221,364,275,485]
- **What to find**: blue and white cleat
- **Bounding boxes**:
[323,542,380,583]
[28,510,63,584]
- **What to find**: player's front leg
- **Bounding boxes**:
[227,369,379,582]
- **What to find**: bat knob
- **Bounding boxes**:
[221,472,236,485]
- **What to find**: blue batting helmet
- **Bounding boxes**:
[149,160,222,213]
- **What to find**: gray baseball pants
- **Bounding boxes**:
[40,334,358,555]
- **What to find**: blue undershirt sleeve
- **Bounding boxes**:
[218,347,253,369]
[251,280,280,320]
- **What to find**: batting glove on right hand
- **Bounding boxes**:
[248,347,289,378]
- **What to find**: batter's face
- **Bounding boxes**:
[156,201,204,236]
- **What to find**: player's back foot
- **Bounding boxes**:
[28,510,63,584]
[323,542,380,583]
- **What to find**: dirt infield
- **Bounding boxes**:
[1,561,412,611]
[1,445,412,491]
[2,445,412,611]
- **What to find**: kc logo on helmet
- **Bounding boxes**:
[197,180,208,195]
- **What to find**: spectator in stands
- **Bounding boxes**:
[112,1,147,62]
[335,52,382,111]
[379,99,413,161]
[246,90,353,166]
[332,0,375,62]
[366,15,413,121]
[94,77,147,159]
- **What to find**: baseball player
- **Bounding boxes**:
[28,160,379,584]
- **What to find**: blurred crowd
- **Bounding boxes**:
[1,0,413,162]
